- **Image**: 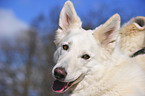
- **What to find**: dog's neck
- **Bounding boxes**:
[131,47,145,57]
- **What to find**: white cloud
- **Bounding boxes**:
[0,9,29,37]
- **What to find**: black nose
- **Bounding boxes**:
[54,67,67,81]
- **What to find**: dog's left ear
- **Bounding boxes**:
[94,14,120,52]
[55,1,82,45]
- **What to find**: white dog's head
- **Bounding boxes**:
[119,16,145,57]
[52,1,120,93]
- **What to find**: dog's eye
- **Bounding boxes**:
[81,54,90,60]
[62,44,69,50]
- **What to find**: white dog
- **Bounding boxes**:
[52,1,145,96]
[119,16,145,70]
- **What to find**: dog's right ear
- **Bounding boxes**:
[120,16,145,36]
[55,1,82,45]
[134,16,145,29]
[94,14,120,53]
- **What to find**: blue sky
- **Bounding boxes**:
[0,0,145,31]
[0,0,61,24]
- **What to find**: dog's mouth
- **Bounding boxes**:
[52,75,83,93]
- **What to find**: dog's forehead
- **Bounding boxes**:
[65,29,95,43]
[61,29,98,52]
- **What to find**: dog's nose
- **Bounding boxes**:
[54,67,67,80]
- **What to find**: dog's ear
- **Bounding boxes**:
[55,1,82,45]
[120,16,145,36]
[94,14,120,52]
[134,16,145,29]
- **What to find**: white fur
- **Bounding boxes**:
[52,1,145,96]
[119,16,145,71]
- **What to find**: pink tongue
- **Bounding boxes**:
[52,80,68,93]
